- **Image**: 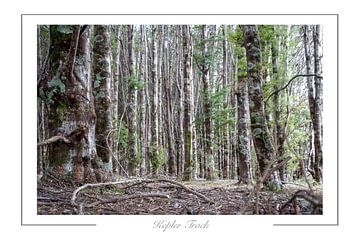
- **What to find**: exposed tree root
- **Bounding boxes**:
[71,178,214,214]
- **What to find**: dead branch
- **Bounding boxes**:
[37,135,71,146]
[265,74,323,105]
[86,193,170,208]
[71,178,214,208]
[156,179,214,204]
[240,156,292,214]
[280,190,322,214]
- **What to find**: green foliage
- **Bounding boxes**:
[150,145,167,170]
[127,75,144,90]
[56,25,73,34]
[117,123,129,149]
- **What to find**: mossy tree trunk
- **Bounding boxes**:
[93,25,113,180]
[270,26,287,182]
[236,40,251,185]
[41,25,101,182]
[182,25,193,181]
[199,25,216,180]
[242,25,280,188]
[127,25,138,176]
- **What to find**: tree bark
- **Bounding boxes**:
[312,25,323,183]
[182,25,193,181]
[242,25,280,188]
[270,26,286,182]
[150,26,160,177]
[93,25,113,180]
[236,43,251,185]
[127,25,138,176]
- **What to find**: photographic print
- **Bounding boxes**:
[35,23,324,216]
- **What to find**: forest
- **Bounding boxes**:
[37,24,323,215]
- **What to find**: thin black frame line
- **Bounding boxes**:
[273,224,338,227]
[21,13,338,16]
[22,13,339,227]
[273,14,339,227]
[20,14,96,227]
[22,224,97,226]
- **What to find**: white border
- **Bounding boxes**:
[22,14,338,229]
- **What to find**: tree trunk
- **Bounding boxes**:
[270,26,286,182]
[127,25,138,176]
[236,45,251,185]
[93,25,113,180]
[150,26,160,177]
[112,26,121,174]
[222,26,230,179]
[303,25,323,183]
[242,25,280,189]
[312,25,323,183]
[139,25,148,176]
[200,25,216,180]
[182,25,193,181]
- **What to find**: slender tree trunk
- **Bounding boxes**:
[150,26,159,177]
[127,25,138,176]
[112,26,121,174]
[176,25,185,178]
[222,26,230,179]
[93,25,113,180]
[312,25,323,183]
[303,25,323,183]
[182,25,193,181]
[139,25,148,176]
[270,27,286,182]
[200,25,216,180]
[163,26,176,177]
[236,45,251,185]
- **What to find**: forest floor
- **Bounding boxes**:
[37,175,322,215]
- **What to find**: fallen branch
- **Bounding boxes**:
[86,193,170,208]
[71,178,214,208]
[240,156,292,214]
[37,135,71,146]
[280,190,322,214]
[156,179,214,204]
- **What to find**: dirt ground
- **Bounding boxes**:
[37,175,322,215]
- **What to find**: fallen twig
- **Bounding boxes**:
[86,193,170,208]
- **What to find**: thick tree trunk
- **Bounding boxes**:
[93,25,113,180]
[182,25,193,181]
[242,25,280,188]
[42,26,101,182]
